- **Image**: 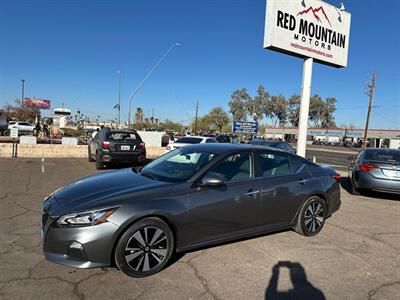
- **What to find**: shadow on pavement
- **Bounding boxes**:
[339,177,353,194]
[265,261,325,300]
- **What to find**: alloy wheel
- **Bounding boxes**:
[124,227,168,272]
[304,201,324,233]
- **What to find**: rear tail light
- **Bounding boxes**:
[138,142,145,149]
[359,163,378,173]
[332,174,341,181]
[102,141,110,149]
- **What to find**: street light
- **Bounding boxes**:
[127,42,180,126]
[21,79,25,107]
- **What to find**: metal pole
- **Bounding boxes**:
[296,57,313,158]
[117,71,121,128]
[363,71,376,149]
[127,43,180,126]
[21,79,25,106]
[194,100,199,135]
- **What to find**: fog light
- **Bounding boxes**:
[70,241,83,250]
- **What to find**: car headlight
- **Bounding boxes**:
[56,207,118,227]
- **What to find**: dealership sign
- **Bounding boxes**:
[264,0,351,67]
[24,98,51,109]
[232,121,258,134]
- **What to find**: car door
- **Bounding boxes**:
[186,151,261,245]
[257,150,311,227]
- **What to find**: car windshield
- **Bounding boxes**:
[141,149,218,182]
[364,149,400,163]
[175,137,203,144]
[250,140,278,147]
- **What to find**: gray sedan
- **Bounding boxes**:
[42,144,341,277]
[348,148,400,194]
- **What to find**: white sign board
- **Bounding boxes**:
[264,0,351,67]
[20,136,37,144]
[62,137,78,145]
[10,127,18,138]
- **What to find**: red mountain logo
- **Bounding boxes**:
[297,6,331,27]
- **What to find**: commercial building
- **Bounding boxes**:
[264,128,400,149]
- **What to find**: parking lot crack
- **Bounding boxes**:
[368,281,400,299]
[186,259,220,300]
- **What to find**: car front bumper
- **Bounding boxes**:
[42,217,119,269]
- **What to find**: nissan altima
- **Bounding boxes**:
[41,144,341,277]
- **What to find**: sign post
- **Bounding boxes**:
[10,127,18,158]
[264,0,351,157]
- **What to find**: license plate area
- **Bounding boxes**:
[121,145,130,151]
[383,170,400,178]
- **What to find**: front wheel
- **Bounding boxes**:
[294,196,327,237]
[114,217,174,278]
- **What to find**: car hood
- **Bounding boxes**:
[53,168,172,212]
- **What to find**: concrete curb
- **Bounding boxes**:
[0,144,165,159]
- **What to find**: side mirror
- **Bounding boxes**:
[199,175,224,187]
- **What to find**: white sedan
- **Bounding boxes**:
[8,121,35,133]
[165,136,218,152]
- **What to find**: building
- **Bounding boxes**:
[264,127,400,149]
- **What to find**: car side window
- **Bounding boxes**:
[206,152,253,182]
[289,155,306,173]
[258,151,291,177]
[206,139,218,143]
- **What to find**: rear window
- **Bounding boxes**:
[364,150,400,163]
[206,138,218,143]
[106,132,141,141]
[175,137,203,144]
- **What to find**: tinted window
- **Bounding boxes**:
[364,149,400,163]
[20,122,31,126]
[106,132,140,141]
[259,152,291,177]
[290,155,306,173]
[206,138,218,143]
[175,137,203,144]
[206,152,252,182]
[142,149,217,182]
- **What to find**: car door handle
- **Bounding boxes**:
[298,179,308,185]
[244,190,260,196]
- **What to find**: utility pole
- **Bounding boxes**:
[363,71,376,149]
[117,71,121,128]
[21,79,25,107]
[194,100,199,135]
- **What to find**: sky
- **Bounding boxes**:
[0,0,399,129]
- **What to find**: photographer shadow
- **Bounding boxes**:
[265,261,326,300]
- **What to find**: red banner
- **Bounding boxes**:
[24,98,51,109]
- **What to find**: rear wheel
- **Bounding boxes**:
[349,176,360,195]
[4,130,10,136]
[88,147,95,162]
[114,217,174,278]
[294,196,327,237]
[95,152,104,170]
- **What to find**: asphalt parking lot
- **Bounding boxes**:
[0,158,399,300]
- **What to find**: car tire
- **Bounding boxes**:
[4,130,10,136]
[349,176,360,195]
[294,196,327,237]
[88,147,95,162]
[95,152,104,170]
[114,217,174,278]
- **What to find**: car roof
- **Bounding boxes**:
[178,143,289,154]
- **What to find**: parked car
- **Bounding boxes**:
[8,121,35,135]
[216,134,232,143]
[88,129,146,170]
[250,139,296,153]
[42,143,341,278]
[165,136,218,152]
[348,148,400,194]
[0,115,8,136]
